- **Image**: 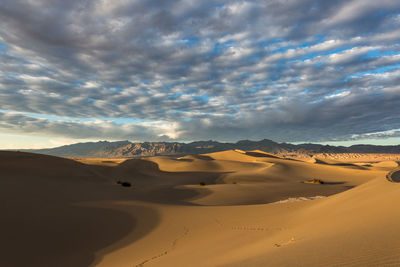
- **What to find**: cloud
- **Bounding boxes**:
[0,111,178,141]
[0,0,400,144]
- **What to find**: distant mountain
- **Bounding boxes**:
[15,139,400,158]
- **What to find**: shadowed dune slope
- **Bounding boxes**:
[0,152,159,267]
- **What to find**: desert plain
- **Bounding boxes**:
[1,149,400,266]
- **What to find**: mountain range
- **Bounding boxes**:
[13,139,400,158]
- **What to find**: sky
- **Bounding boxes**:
[1,0,400,149]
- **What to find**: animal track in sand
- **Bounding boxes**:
[231,226,284,231]
[135,227,189,267]
[212,217,285,232]
[213,218,223,227]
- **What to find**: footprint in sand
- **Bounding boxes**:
[231,226,285,231]
[135,227,189,266]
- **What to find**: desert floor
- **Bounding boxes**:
[1,150,400,266]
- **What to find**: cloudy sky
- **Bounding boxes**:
[1,0,400,148]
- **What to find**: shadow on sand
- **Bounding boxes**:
[110,158,229,205]
[0,152,163,267]
[313,158,369,170]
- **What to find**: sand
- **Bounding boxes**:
[1,150,400,266]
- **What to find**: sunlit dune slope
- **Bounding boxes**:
[222,174,400,266]
[145,149,381,205]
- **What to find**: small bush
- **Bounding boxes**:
[301,179,324,184]
[199,182,206,186]
[117,181,132,187]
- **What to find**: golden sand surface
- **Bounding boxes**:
[1,150,400,266]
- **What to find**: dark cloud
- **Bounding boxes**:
[0,0,400,143]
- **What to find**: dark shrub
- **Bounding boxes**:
[300,179,324,184]
[117,181,131,187]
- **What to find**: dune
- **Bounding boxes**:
[71,157,128,167]
[245,150,283,158]
[305,153,400,163]
[0,152,150,267]
[203,149,261,162]
[2,150,400,266]
[371,160,399,168]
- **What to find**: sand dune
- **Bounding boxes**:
[1,150,400,266]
